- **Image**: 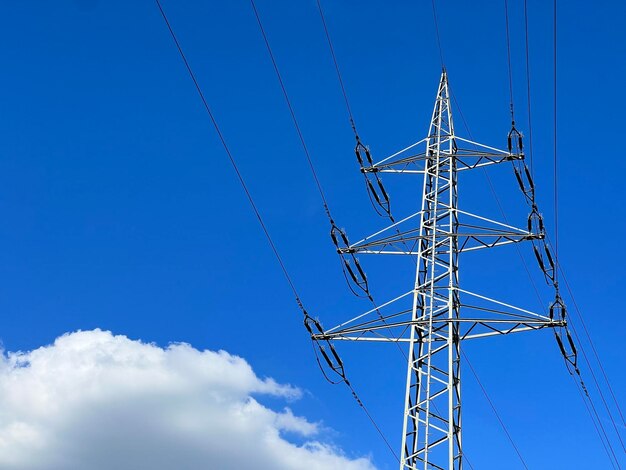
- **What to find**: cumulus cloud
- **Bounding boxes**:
[0,329,376,470]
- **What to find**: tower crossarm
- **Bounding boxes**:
[314,286,564,345]
[314,311,563,344]
[314,318,563,343]
[364,136,522,175]
[339,209,542,256]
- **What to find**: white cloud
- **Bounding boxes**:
[0,329,376,470]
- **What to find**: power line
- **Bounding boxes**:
[570,373,619,470]
[254,0,408,357]
[315,0,357,137]
[559,266,626,429]
[312,1,618,464]
[155,0,398,463]
[553,0,559,285]
[504,0,515,124]
[453,77,623,468]
[523,0,535,177]
[545,250,626,455]
[248,0,332,219]
[154,0,301,305]
[463,351,529,470]
[521,0,624,459]
[575,369,622,467]
[157,0,624,465]
[450,86,622,468]
[551,0,623,459]
[247,0,399,461]
[430,0,445,68]
[565,305,626,456]
[448,89,537,468]
[450,88,546,313]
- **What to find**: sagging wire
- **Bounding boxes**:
[463,351,529,470]
[156,0,398,462]
[523,0,535,178]
[318,0,422,299]
[498,5,624,457]
[453,84,622,467]
[504,0,516,126]
[545,0,622,459]
[249,0,400,461]
[252,0,406,344]
[316,0,395,224]
[559,263,626,429]
[316,0,423,357]
[501,1,578,391]
[250,0,361,298]
[507,117,584,396]
[303,311,400,461]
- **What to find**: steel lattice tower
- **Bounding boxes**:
[401,70,462,469]
[156,1,581,466]
[315,71,566,469]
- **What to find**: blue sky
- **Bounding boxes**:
[0,0,624,468]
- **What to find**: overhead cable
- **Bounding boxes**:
[559,268,626,429]
[316,0,395,223]
[463,351,529,470]
[451,75,622,467]
[249,0,331,218]
[316,0,357,136]
[449,86,620,467]
[504,0,516,124]
[431,0,445,69]
[553,0,559,286]
[248,0,399,461]
[155,0,300,305]
[523,0,535,177]
[155,0,397,461]
[517,1,624,456]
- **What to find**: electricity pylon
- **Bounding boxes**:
[314,70,565,469]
